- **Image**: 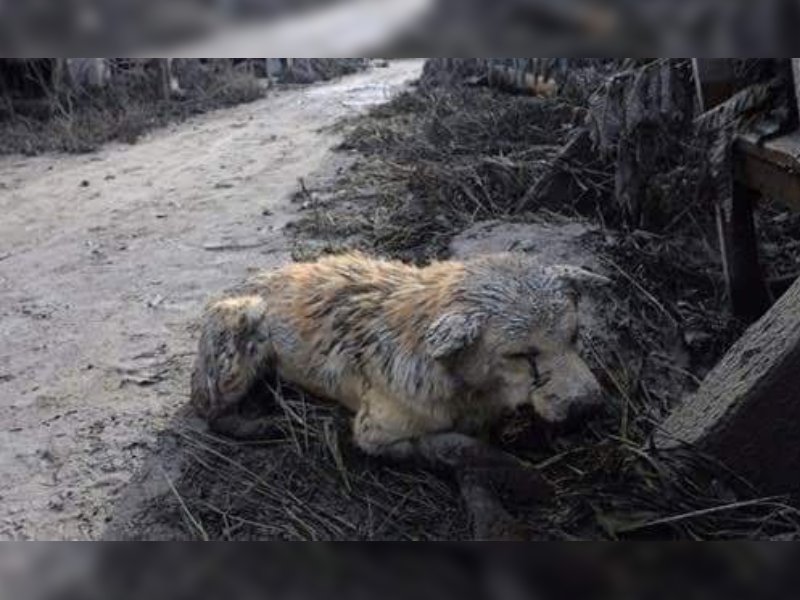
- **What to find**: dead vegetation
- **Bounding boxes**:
[0,59,371,156]
[137,381,470,541]
[293,86,586,262]
[129,59,800,540]
[279,58,370,84]
[0,61,266,155]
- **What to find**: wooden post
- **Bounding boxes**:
[792,58,800,120]
[693,59,771,322]
[656,275,800,496]
[51,59,66,96]
[716,181,772,322]
[157,59,172,100]
[692,59,737,110]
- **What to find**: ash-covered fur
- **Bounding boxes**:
[191,252,607,451]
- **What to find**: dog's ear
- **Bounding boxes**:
[425,311,485,360]
[545,265,611,296]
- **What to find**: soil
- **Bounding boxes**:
[0,60,425,540]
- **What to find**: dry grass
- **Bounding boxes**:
[139,377,469,541]
[294,86,587,263]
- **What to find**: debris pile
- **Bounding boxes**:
[293,84,585,262]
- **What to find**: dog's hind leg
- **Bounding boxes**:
[191,295,277,439]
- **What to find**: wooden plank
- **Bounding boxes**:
[734,132,800,212]
[656,274,800,496]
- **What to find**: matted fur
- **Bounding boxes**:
[191,252,606,452]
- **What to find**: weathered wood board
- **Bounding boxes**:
[655,275,800,495]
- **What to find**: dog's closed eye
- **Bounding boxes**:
[506,349,548,387]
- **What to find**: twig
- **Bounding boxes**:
[602,257,678,326]
[650,353,703,386]
[616,497,787,534]
[202,240,274,252]
[159,464,210,541]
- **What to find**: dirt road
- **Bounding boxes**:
[0,60,423,540]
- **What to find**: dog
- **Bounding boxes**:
[191,252,608,538]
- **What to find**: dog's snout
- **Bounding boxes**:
[530,351,605,426]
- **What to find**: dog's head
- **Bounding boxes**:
[426,254,609,425]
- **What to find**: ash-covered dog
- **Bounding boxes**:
[191,252,608,539]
